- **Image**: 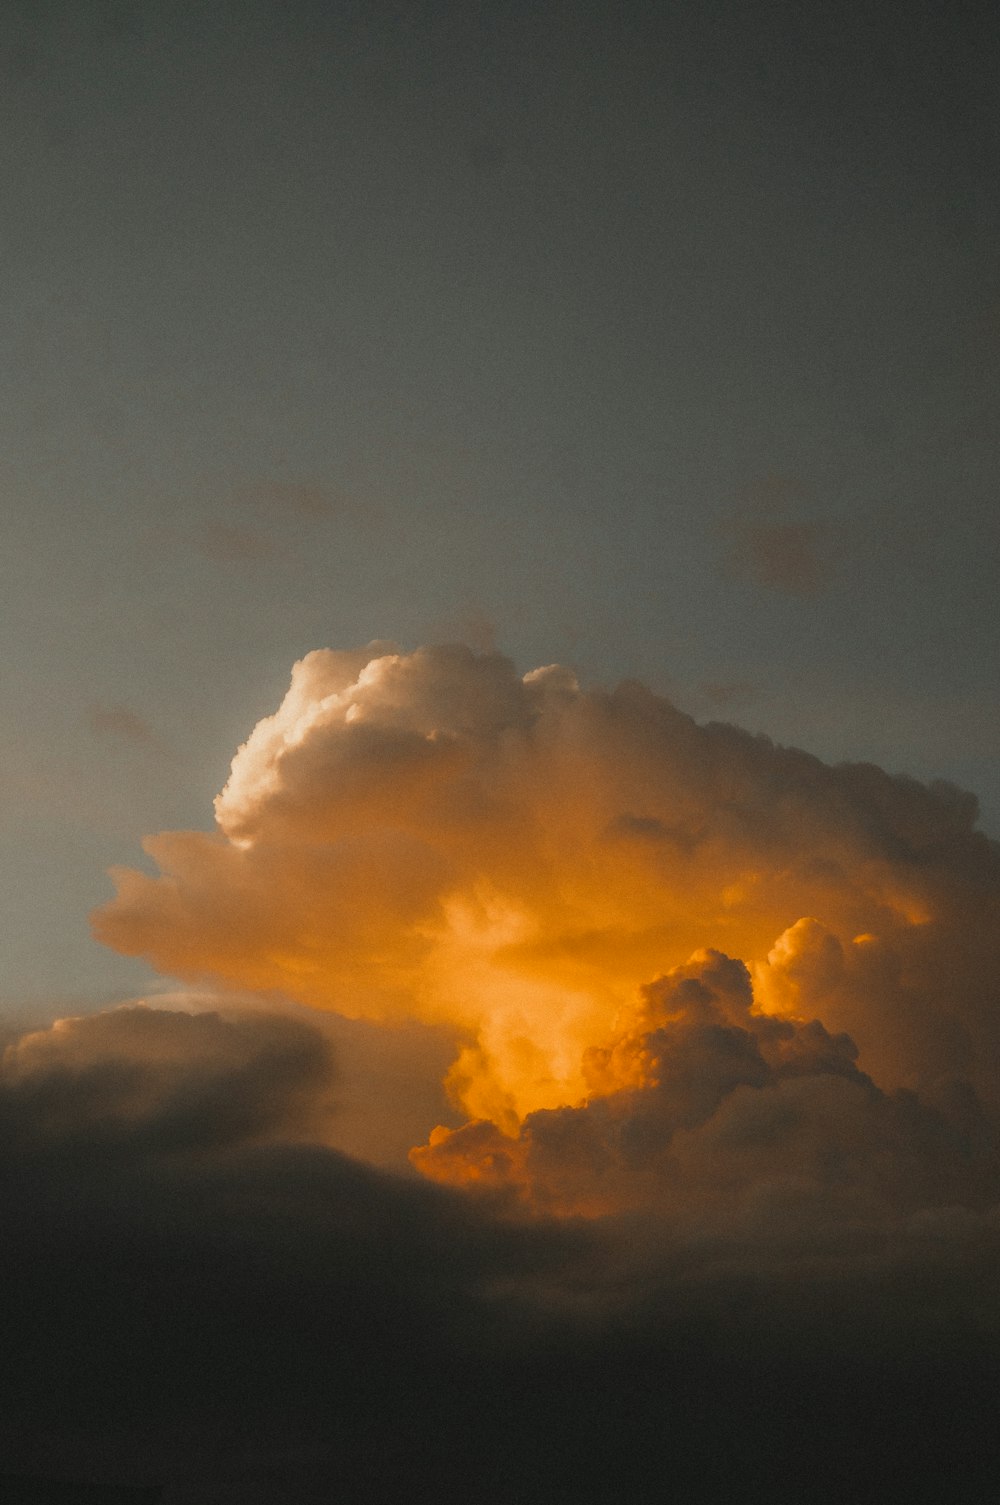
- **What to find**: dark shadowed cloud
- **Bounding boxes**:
[2,997,1000,1500]
[1,1004,339,1155]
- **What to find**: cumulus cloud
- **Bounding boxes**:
[414,945,998,1221]
[77,640,1000,1491]
[94,641,1000,1148]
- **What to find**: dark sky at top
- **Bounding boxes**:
[2,0,998,993]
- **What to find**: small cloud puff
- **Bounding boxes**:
[721,472,843,595]
[228,480,334,517]
[88,704,156,746]
[195,522,276,563]
[726,518,836,595]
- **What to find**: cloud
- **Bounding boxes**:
[229,480,334,518]
[86,984,460,1171]
[414,944,997,1220]
[0,1002,594,1498]
[88,703,156,746]
[1,1003,339,1159]
[195,522,275,563]
[724,517,837,595]
[82,641,1000,1479]
[2,995,1000,1500]
[721,472,842,595]
[94,642,1000,1140]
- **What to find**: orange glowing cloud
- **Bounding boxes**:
[94,643,1000,1207]
[414,944,997,1218]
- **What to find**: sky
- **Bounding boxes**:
[2,1,1000,1500]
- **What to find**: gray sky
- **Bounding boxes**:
[2,0,997,1006]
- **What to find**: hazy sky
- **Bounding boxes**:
[2,0,996,1007]
[3,5,1000,1499]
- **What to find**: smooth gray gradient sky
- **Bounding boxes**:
[2,0,997,1007]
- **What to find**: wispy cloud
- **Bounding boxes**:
[228,480,335,518]
[195,522,276,563]
[726,516,836,594]
[87,703,156,747]
[721,472,843,596]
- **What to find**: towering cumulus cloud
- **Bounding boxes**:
[95,643,1000,1220]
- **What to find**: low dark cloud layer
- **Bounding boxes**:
[2,1000,1000,1501]
[1,1005,338,1158]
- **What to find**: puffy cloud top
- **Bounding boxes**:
[415,946,997,1220]
[95,642,1000,1148]
[18,625,1000,1494]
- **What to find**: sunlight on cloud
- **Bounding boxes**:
[92,643,1000,1217]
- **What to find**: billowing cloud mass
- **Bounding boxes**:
[95,642,1000,1184]
[12,648,1000,1494]
[414,944,998,1222]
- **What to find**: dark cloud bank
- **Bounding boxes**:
[3,1000,1000,1502]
